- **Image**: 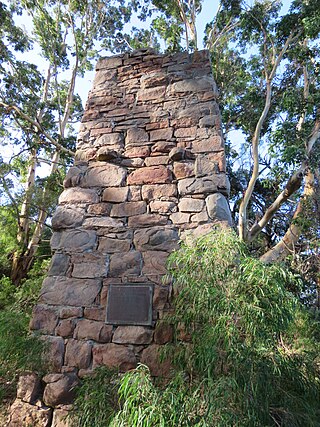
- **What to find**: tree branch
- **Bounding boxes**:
[238,30,297,241]
[0,102,75,156]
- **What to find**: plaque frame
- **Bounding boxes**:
[106,284,153,326]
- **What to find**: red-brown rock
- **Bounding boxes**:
[30,305,58,334]
[64,339,92,369]
[16,373,41,404]
[127,165,172,185]
[74,319,112,343]
[142,251,168,275]
[92,343,137,371]
[109,251,142,277]
[102,186,128,202]
[44,336,65,371]
[173,162,194,179]
[110,201,147,217]
[154,322,173,344]
[59,188,99,204]
[128,213,168,228]
[142,184,177,200]
[7,399,52,427]
[140,344,172,377]
[55,319,76,338]
[43,373,79,407]
[112,326,153,345]
[149,127,173,141]
[81,164,126,187]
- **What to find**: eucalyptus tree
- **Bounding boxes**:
[206,0,320,267]
[125,0,204,52]
[0,0,133,284]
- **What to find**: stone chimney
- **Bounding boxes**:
[27,48,231,412]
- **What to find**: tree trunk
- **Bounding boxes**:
[10,151,60,285]
[260,170,316,263]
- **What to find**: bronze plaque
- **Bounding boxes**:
[106,284,153,326]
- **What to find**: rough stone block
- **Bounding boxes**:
[51,229,97,252]
[199,114,220,128]
[43,373,79,407]
[128,186,142,201]
[59,307,83,319]
[72,258,108,278]
[192,136,223,153]
[191,210,209,223]
[102,186,128,202]
[173,162,194,179]
[92,343,136,371]
[109,251,142,277]
[84,307,106,321]
[142,251,168,275]
[98,236,131,253]
[168,147,186,161]
[140,344,172,377]
[134,226,179,251]
[87,203,112,215]
[144,155,168,166]
[154,322,173,344]
[113,326,153,345]
[205,193,232,225]
[174,126,197,139]
[142,184,177,200]
[137,86,166,102]
[140,71,167,89]
[128,213,168,228]
[74,319,112,343]
[30,305,58,334]
[95,132,124,147]
[63,166,83,188]
[64,339,92,369]
[149,200,177,214]
[55,319,76,338]
[48,253,70,276]
[81,164,126,187]
[125,127,149,145]
[110,201,147,217]
[178,175,229,196]
[7,399,52,427]
[44,336,65,371]
[17,373,41,404]
[170,212,191,224]
[151,141,176,154]
[52,206,84,230]
[51,406,71,427]
[178,198,204,212]
[153,285,169,309]
[125,146,150,158]
[195,154,219,177]
[168,76,216,94]
[127,166,172,185]
[149,127,173,141]
[59,188,99,204]
[39,277,101,306]
[83,217,124,229]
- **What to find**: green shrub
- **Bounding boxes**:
[0,259,48,404]
[13,258,49,313]
[70,229,320,427]
[0,276,16,309]
[70,367,120,427]
[0,309,46,402]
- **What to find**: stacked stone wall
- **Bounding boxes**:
[21,48,232,423]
